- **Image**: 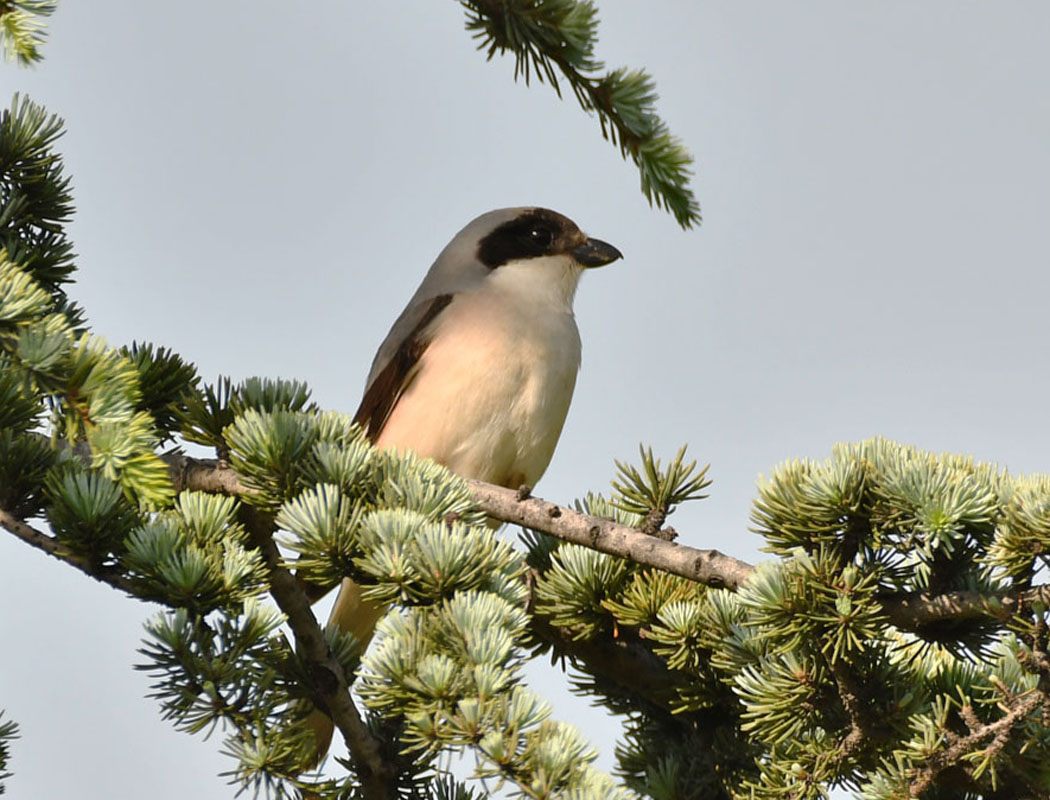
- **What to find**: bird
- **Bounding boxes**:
[306,206,621,760]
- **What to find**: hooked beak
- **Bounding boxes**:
[572,237,623,268]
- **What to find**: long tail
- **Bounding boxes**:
[304,577,388,763]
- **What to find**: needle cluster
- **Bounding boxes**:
[0,2,53,66]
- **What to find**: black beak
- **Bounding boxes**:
[572,237,623,268]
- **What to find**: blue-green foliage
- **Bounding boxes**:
[525,438,1050,799]
[134,383,629,796]
[460,0,700,228]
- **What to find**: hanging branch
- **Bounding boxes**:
[460,0,701,228]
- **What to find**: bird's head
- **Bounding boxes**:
[419,207,622,309]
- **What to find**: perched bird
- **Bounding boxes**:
[308,206,621,758]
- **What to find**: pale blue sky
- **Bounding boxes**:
[2,2,1049,798]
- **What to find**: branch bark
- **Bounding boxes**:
[167,451,245,495]
[238,507,397,799]
[828,660,874,758]
[472,480,755,590]
[907,690,1045,797]
[878,586,1050,628]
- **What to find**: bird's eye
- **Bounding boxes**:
[528,227,553,248]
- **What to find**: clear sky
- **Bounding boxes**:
[2,2,1049,798]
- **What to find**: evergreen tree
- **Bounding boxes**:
[2,4,1049,799]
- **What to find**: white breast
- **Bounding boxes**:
[375,257,584,488]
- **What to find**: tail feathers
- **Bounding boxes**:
[329,577,389,648]
[304,707,336,769]
[304,577,388,766]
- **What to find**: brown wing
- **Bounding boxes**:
[353,293,454,443]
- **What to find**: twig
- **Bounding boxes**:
[238,507,397,799]
[0,507,144,599]
[828,660,872,758]
[907,690,1045,797]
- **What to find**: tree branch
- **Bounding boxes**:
[878,586,1050,628]
[238,507,397,799]
[166,451,246,495]
[470,480,755,590]
[460,0,701,228]
[1,451,396,795]
[239,508,392,794]
[527,601,690,713]
[0,507,143,599]
[828,660,874,759]
[160,453,1050,634]
[907,690,1045,797]
[11,450,1050,795]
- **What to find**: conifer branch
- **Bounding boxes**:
[8,447,1045,639]
[237,507,397,800]
[828,660,873,759]
[2,453,398,794]
[0,505,142,598]
[469,481,1050,633]
[906,689,1046,797]
[460,0,701,228]
[0,712,16,794]
[161,453,1050,634]
[528,599,688,711]
[470,479,755,589]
